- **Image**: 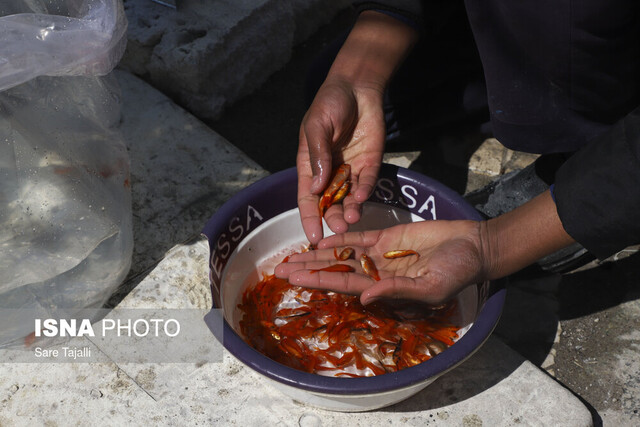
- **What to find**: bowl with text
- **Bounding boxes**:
[203,164,505,412]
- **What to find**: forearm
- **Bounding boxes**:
[326,10,419,93]
[480,190,575,280]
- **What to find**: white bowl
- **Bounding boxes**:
[203,165,505,412]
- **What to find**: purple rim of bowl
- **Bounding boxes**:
[203,165,506,395]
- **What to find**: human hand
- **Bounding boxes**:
[280,190,576,305]
[296,11,419,245]
[297,77,386,245]
[275,220,488,305]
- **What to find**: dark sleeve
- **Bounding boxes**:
[554,106,640,259]
[353,1,424,25]
[353,1,460,34]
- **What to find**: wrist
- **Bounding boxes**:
[478,219,503,281]
[478,191,576,280]
[327,10,419,94]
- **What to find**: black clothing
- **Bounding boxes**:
[355,0,640,258]
[555,106,640,258]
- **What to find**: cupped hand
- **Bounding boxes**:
[297,77,386,245]
[275,220,490,305]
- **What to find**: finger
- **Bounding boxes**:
[286,248,339,263]
[298,192,324,245]
[275,259,359,279]
[317,229,382,250]
[288,269,375,296]
[341,162,380,224]
[322,203,349,234]
[275,247,362,279]
[297,129,325,244]
[360,273,451,306]
[301,118,333,194]
[274,262,307,278]
[341,192,362,225]
[352,163,380,203]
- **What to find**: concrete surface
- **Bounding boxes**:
[2,1,639,425]
[0,70,593,426]
[105,66,268,305]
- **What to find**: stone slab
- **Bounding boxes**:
[121,0,349,121]
[465,138,539,194]
[0,237,592,426]
[113,68,268,291]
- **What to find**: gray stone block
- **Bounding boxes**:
[121,0,350,120]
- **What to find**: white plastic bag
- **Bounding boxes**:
[0,0,127,91]
[0,0,131,347]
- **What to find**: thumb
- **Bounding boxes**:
[302,117,334,194]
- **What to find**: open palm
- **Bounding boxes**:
[275,220,488,305]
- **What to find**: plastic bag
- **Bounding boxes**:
[0,0,127,91]
[0,0,131,347]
